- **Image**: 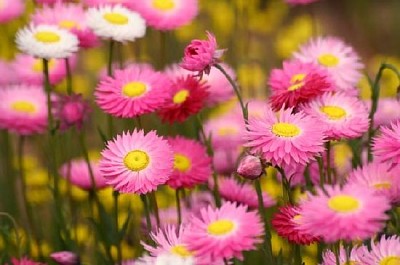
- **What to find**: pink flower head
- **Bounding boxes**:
[181,31,225,76]
[184,202,264,261]
[158,75,209,124]
[166,136,211,189]
[302,92,369,140]
[213,147,241,175]
[373,120,400,168]
[360,236,400,265]
[31,2,99,48]
[294,37,364,91]
[130,0,198,30]
[83,0,134,8]
[298,184,390,242]
[12,54,77,86]
[285,0,319,5]
[8,257,44,265]
[95,64,171,118]
[50,251,79,265]
[244,105,326,167]
[271,205,319,245]
[268,60,333,110]
[237,154,263,180]
[59,158,108,190]
[321,246,365,265]
[0,0,24,23]
[370,98,400,128]
[0,85,50,135]
[0,59,16,85]
[56,94,91,131]
[99,130,173,194]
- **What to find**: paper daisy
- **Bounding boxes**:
[302,92,369,140]
[361,236,400,265]
[298,184,390,242]
[99,130,173,194]
[213,147,241,175]
[294,37,364,91]
[0,86,49,135]
[95,64,171,118]
[55,93,91,131]
[83,0,133,8]
[166,136,211,189]
[373,120,400,168]
[321,246,365,265]
[0,59,16,86]
[244,105,325,167]
[371,98,400,128]
[86,5,146,42]
[184,202,264,261]
[268,60,333,110]
[16,24,79,59]
[0,0,24,23]
[9,257,44,265]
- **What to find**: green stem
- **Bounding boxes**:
[150,192,160,228]
[317,156,325,187]
[333,243,341,265]
[0,212,22,258]
[293,245,302,265]
[78,130,97,188]
[65,58,72,95]
[326,141,332,184]
[277,167,293,204]
[176,189,182,225]
[113,191,122,265]
[107,40,115,138]
[140,195,152,232]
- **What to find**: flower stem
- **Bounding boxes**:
[277,167,293,204]
[113,190,122,265]
[326,141,332,184]
[176,189,182,225]
[317,156,325,187]
[65,58,72,95]
[293,245,302,265]
[150,192,160,228]
[140,194,152,232]
[107,40,115,138]
[333,243,340,265]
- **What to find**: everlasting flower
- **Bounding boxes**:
[268,60,333,110]
[370,98,400,127]
[167,136,211,189]
[130,0,198,30]
[184,202,264,261]
[237,155,263,180]
[0,59,16,85]
[86,5,146,42]
[0,86,49,135]
[302,92,369,140]
[9,257,44,265]
[56,94,91,131]
[99,130,173,194]
[16,24,79,59]
[294,37,364,91]
[204,114,244,149]
[50,251,80,265]
[0,0,24,23]
[95,64,171,118]
[361,236,400,265]
[321,246,365,265]
[244,105,325,167]
[373,120,400,168]
[298,184,390,242]
[213,147,241,175]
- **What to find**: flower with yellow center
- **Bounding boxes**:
[207,219,235,236]
[59,20,79,30]
[318,54,340,67]
[122,82,147,98]
[328,195,360,213]
[153,0,175,11]
[173,89,190,104]
[170,245,193,258]
[320,105,347,120]
[380,257,400,265]
[123,150,150,172]
[173,154,191,172]
[288,73,306,91]
[11,101,36,114]
[272,122,301,138]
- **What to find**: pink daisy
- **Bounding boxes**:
[184,202,264,261]
[55,94,91,131]
[99,130,173,194]
[95,65,171,118]
[373,120,400,168]
[294,37,364,91]
[285,0,319,5]
[83,0,135,9]
[59,158,108,190]
[370,98,400,128]
[8,257,44,265]
[271,205,319,245]
[268,60,333,110]
[361,236,400,265]
[298,184,390,242]
[50,251,79,265]
[0,59,16,85]
[158,75,209,124]
[0,0,24,23]
[213,147,241,175]
[321,246,365,265]
[0,85,49,135]
[31,2,99,48]
[166,136,212,189]
[302,92,369,140]
[12,54,77,86]
[244,105,326,167]
[144,206,188,233]
[212,176,275,209]
[130,0,198,30]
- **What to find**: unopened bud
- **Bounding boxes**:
[237,155,263,180]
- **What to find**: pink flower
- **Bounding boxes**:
[373,120,400,168]
[213,147,241,175]
[83,0,134,8]
[181,31,225,76]
[0,59,16,85]
[0,0,24,23]
[50,251,79,265]
[368,98,400,128]
[8,257,44,265]
[321,246,365,265]
[237,155,263,180]
[360,236,400,265]
[56,94,91,131]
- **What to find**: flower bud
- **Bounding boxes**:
[56,94,91,131]
[50,251,79,265]
[237,155,263,180]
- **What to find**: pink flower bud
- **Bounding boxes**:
[50,251,79,265]
[56,94,91,131]
[237,155,263,180]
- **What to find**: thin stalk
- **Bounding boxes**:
[140,194,152,232]
[107,40,115,138]
[150,192,160,228]
[78,130,97,187]
[326,141,332,184]
[113,191,122,265]
[277,167,293,205]
[333,243,340,265]
[293,245,302,265]
[317,156,325,187]
[65,58,72,95]
[0,212,22,258]
[176,189,182,225]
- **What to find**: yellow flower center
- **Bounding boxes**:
[153,0,175,11]
[217,127,238,136]
[173,89,190,104]
[34,31,61,43]
[342,261,358,265]
[103,12,129,25]
[174,154,191,172]
[288,73,306,91]
[320,105,347,120]
[122,82,147,98]
[272,122,301,138]
[123,150,150,171]
[292,214,302,224]
[170,245,192,258]
[328,195,360,213]
[32,59,56,73]
[372,182,392,190]
[380,256,400,265]
[207,219,235,236]
[318,54,340,67]
[59,20,78,30]
[11,101,36,114]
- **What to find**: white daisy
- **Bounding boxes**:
[16,24,79,59]
[86,5,146,42]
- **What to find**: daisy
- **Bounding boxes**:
[99,130,173,194]
[302,92,369,140]
[0,59,16,85]
[361,236,400,265]
[83,0,134,8]
[370,98,400,128]
[298,184,390,242]
[95,64,171,118]
[16,24,79,59]
[244,105,325,167]
[86,5,146,42]
[158,75,208,124]
[294,37,364,91]
[204,113,244,149]
[268,60,333,110]
[50,251,79,265]
[373,120,400,168]
[184,202,264,261]
[0,0,24,23]
[166,136,212,189]
[321,246,365,265]
[0,86,49,135]
[130,0,198,30]
[31,2,99,48]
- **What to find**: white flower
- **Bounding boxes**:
[86,5,146,42]
[16,24,79,59]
